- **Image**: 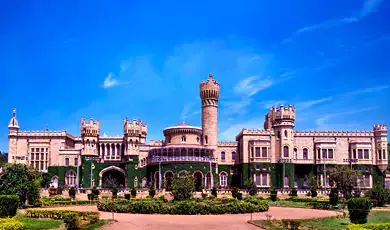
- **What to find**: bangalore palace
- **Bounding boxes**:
[7,74,389,191]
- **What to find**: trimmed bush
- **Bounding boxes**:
[211,187,217,198]
[365,184,390,207]
[232,188,239,199]
[124,194,131,200]
[40,200,99,207]
[310,187,317,198]
[0,195,19,217]
[111,187,118,199]
[329,188,339,205]
[149,187,156,198]
[171,173,194,201]
[0,218,24,230]
[291,197,329,203]
[25,209,99,225]
[92,187,100,197]
[290,188,298,197]
[346,223,390,230]
[347,198,372,224]
[131,187,137,198]
[68,187,76,199]
[236,192,243,200]
[63,212,80,230]
[270,189,277,202]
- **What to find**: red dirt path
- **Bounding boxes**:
[41,205,339,229]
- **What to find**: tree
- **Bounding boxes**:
[0,151,8,167]
[327,165,361,199]
[171,171,194,201]
[0,163,42,206]
[244,179,258,196]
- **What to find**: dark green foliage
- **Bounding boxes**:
[63,212,80,230]
[270,189,277,202]
[245,179,258,196]
[328,165,360,199]
[111,187,118,199]
[236,192,243,200]
[347,198,372,224]
[329,188,339,205]
[0,195,20,217]
[307,202,335,210]
[232,187,239,199]
[211,187,217,197]
[201,193,207,199]
[0,163,41,206]
[41,173,51,188]
[131,187,137,198]
[91,187,100,196]
[57,186,63,195]
[281,219,301,230]
[290,188,297,197]
[310,187,317,198]
[124,194,131,200]
[365,184,390,207]
[87,194,94,201]
[0,151,7,167]
[171,172,194,201]
[149,187,156,198]
[68,187,76,199]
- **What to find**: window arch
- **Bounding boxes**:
[283,146,289,158]
[220,151,226,161]
[65,157,69,166]
[303,148,308,160]
[74,158,78,166]
[284,130,288,138]
[277,131,281,139]
[232,151,236,161]
[181,136,186,143]
[196,136,200,143]
[65,170,76,186]
[293,148,298,159]
[219,172,228,187]
[204,135,208,144]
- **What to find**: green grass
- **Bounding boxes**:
[16,217,61,229]
[268,200,309,208]
[251,210,390,230]
[83,220,109,230]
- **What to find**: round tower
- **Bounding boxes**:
[373,124,388,171]
[200,73,220,149]
[80,118,100,156]
[271,104,296,159]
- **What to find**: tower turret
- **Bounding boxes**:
[80,118,100,156]
[123,118,147,155]
[8,108,19,135]
[200,73,220,149]
[373,124,387,171]
[8,108,19,163]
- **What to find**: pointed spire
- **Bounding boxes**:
[8,108,19,129]
[208,73,213,79]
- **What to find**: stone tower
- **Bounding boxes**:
[80,118,100,156]
[8,109,19,163]
[123,118,147,156]
[373,124,388,171]
[270,104,296,159]
[200,73,220,149]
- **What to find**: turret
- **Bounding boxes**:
[80,118,100,156]
[200,73,220,149]
[8,109,19,163]
[373,124,387,171]
[8,108,19,135]
[123,118,147,155]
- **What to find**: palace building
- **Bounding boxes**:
[7,74,389,190]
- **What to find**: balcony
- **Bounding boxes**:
[149,156,217,164]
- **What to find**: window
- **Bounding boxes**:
[65,170,76,186]
[204,135,208,144]
[181,136,186,143]
[277,131,281,139]
[293,148,297,159]
[40,162,44,170]
[322,149,327,159]
[303,148,308,160]
[283,146,289,158]
[284,175,289,187]
[41,153,44,160]
[262,173,267,186]
[364,149,369,159]
[232,151,236,161]
[35,153,39,160]
[383,149,386,160]
[284,130,288,138]
[74,158,78,166]
[255,165,260,170]
[220,152,225,161]
[65,158,69,166]
[35,161,39,169]
[303,175,308,188]
[255,147,261,158]
[255,173,268,186]
[261,147,267,158]
[31,148,35,152]
[196,137,200,143]
[328,149,334,159]
[379,149,382,159]
[219,172,228,187]
[358,149,363,159]
[353,149,357,159]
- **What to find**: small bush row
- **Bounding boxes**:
[346,223,390,230]
[347,198,372,224]
[40,200,99,207]
[290,197,329,203]
[97,199,269,215]
[306,202,336,210]
[25,209,99,225]
[0,196,19,218]
[0,218,24,230]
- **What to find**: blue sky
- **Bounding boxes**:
[1,0,390,151]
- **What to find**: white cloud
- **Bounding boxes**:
[282,0,383,43]
[103,72,120,88]
[340,85,390,97]
[180,104,201,122]
[295,97,333,110]
[234,76,273,97]
[221,98,253,116]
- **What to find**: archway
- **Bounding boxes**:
[164,171,174,191]
[193,171,203,192]
[99,166,126,188]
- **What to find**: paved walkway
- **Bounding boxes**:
[41,205,339,230]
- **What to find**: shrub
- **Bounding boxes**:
[246,180,258,196]
[232,188,239,199]
[92,187,100,197]
[310,187,317,198]
[0,195,19,217]
[365,184,390,207]
[236,192,243,200]
[290,188,297,197]
[57,186,63,195]
[307,202,335,210]
[346,223,390,230]
[281,219,301,230]
[131,187,137,198]
[270,189,277,202]
[171,173,194,201]
[40,200,99,207]
[124,194,131,200]
[0,218,24,230]
[201,193,207,199]
[63,212,80,230]
[347,198,372,224]
[211,187,217,197]
[149,187,156,198]
[244,196,265,205]
[329,188,339,205]
[68,187,76,199]
[87,194,94,201]
[111,187,118,199]
[25,209,99,225]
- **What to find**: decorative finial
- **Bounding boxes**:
[46,124,49,131]
[208,73,213,79]
[12,108,16,117]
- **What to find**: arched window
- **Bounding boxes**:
[65,157,69,166]
[204,135,208,144]
[283,146,289,158]
[232,151,236,161]
[383,149,386,160]
[303,148,308,160]
[220,151,225,161]
[196,136,200,143]
[65,170,76,186]
[219,172,228,187]
[74,158,78,166]
[284,175,289,187]
[181,136,186,143]
[284,130,288,138]
[277,131,281,139]
[303,174,308,188]
[293,148,298,159]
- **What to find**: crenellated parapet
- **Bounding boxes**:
[373,124,387,132]
[123,118,147,137]
[218,141,238,146]
[17,130,76,139]
[294,130,374,137]
[236,128,272,140]
[200,73,220,107]
[149,140,164,146]
[80,118,100,137]
[270,104,296,122]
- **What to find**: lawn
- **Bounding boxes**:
[16,217,61,229]
[251,210,390,230]
[268,200,309,208]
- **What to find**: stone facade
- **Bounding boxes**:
[7,74,389,190]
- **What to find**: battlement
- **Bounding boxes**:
[200,73,220,99]
[149,140,164,146]
[123,118,147,137]
[80,118,100,136]
[270,104,296,121]
[294,130,374,137]
[17,130,76,139]
[218,141,238,146]
[373,124,387,132]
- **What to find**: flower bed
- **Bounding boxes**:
[97,197,269,215]
[25,209,99,225]
[0,218,24,230]
[346,223,390,230]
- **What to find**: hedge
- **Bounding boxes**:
[0,196,20,218]
[97,198,269,215]
[348,198,372,224]
[290,197,329,203]
[25,209,99,225]
[40,200,99,207]
[346,223,390,230]
[0,218,24,230]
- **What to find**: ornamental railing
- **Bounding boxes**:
[148,156,217,164]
